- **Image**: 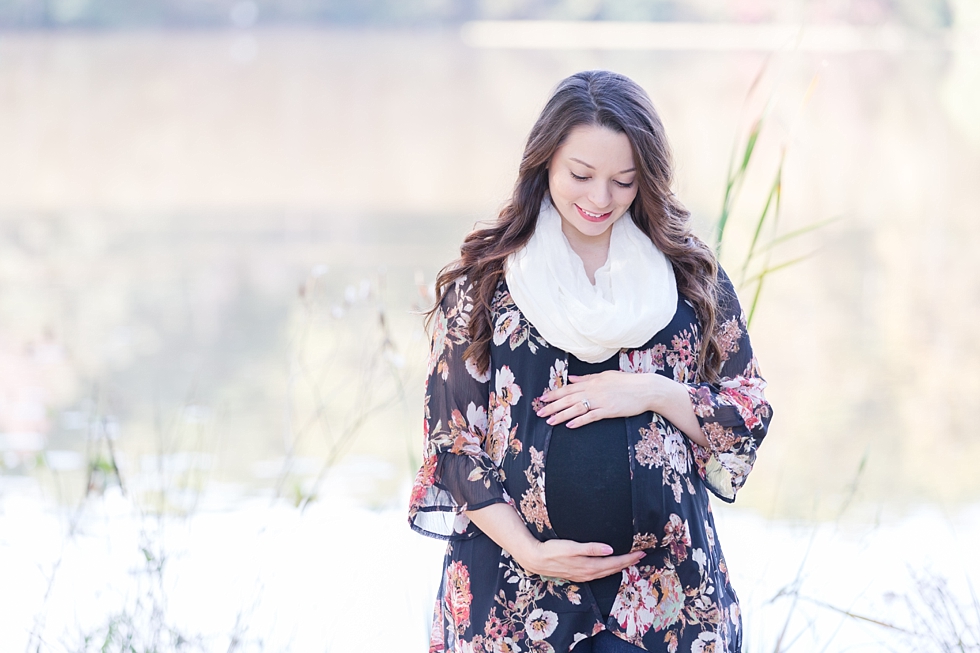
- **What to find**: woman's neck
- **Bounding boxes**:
[560,220,611,285]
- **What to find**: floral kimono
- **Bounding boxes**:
[408,269,772,653]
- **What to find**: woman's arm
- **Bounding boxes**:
[537,270,772,502]
[536,371,709,447]
[409,278,509,540]
[465,502,646,583]
[410,278,653,576]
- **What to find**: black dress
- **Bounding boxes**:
[545,353,634,619]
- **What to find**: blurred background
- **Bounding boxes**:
[1,0,979,651]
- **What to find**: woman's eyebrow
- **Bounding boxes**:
[569,157,636,174]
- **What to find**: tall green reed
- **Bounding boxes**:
[715,66,837,327]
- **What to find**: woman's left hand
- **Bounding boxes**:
[536,371,668,428]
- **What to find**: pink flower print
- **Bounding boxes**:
[692,547,708,569]
[718,388,761,430]
[428,309,449,377]
[715,317,742,361]
[719,374,769,430]
[466,402,488,435]
[548,359,567,391]
[465,355,490,383]
[609,564,686,638]
[491,637,523,653]
[610,566,655,641]
[631,532,659,552]
[452,512,471,535]
[493,310,521,346]
[663,429,690,475]
[445,561,473,631]
[495,366,523,406]
[635,425,666,469]
[663,514,691,562]
[716,452,753,487]
[703,422,737,452]
[524,608,559,641]
[691,631,719,653]
[529,446,544,469]
[730,602,741,631]
[448,404,487,457]
[620,346,666,374]
[705,522,716,548]
[668,335,695,381]
[486,399,511,465]
[688,386,716,418]
[429,601,446,652]
[646,566,685,633]
[409,454,437,511]
[651,343,667,368]
[485,613,509,641]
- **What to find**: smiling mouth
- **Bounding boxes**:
[575,204,613,222]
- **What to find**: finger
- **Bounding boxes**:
[580,558,638,580]
[542,373,598,401]
[567,408,606,429]
[611,551,647,566]
[545,403,587,426]
[541,374,595,401]
[538,394,584,419]
[575,541,615,557]
[590,552,646,577]
[541,381,582,401]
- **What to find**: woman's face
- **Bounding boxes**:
[547,124,638,241]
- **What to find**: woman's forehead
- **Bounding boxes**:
[555,124,635,171]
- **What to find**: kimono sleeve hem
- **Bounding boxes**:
[409,497,509,541]
[685,382,760,503]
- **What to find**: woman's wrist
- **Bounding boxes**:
[510,534,543,571]
[642,371,675,414]
[466,502,542,570]
[643,374,710,447]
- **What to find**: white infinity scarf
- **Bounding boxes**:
[504,197,677,363]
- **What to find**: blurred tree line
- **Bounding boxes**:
[0,0,954,30]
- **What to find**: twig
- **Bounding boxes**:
[794,595,916,635]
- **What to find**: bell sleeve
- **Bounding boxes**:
[687,269,774,502]
[408,276,509,540]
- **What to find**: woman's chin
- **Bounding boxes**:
[562,216,618,241]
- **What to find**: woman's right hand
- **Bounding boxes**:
[518,538,645,583]
[465,502,645,583]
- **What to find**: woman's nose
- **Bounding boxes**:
[588,182,612,209]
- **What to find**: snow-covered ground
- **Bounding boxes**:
[3,474,979,652]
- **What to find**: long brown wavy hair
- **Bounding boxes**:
[430,70,724,383]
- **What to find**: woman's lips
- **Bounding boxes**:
[575,204,613,222]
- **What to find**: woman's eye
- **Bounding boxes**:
[615,180,635,189]
[570,172,589,181]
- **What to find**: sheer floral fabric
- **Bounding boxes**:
[408,270,772,653]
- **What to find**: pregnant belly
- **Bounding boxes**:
[544,415,634,556]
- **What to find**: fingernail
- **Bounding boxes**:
[546,417,555,425]
[601,545,613,555]
[638,552,646,559]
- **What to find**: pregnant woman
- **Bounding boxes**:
[408,70,773,653]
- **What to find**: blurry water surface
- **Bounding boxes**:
[1,26,979,519]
